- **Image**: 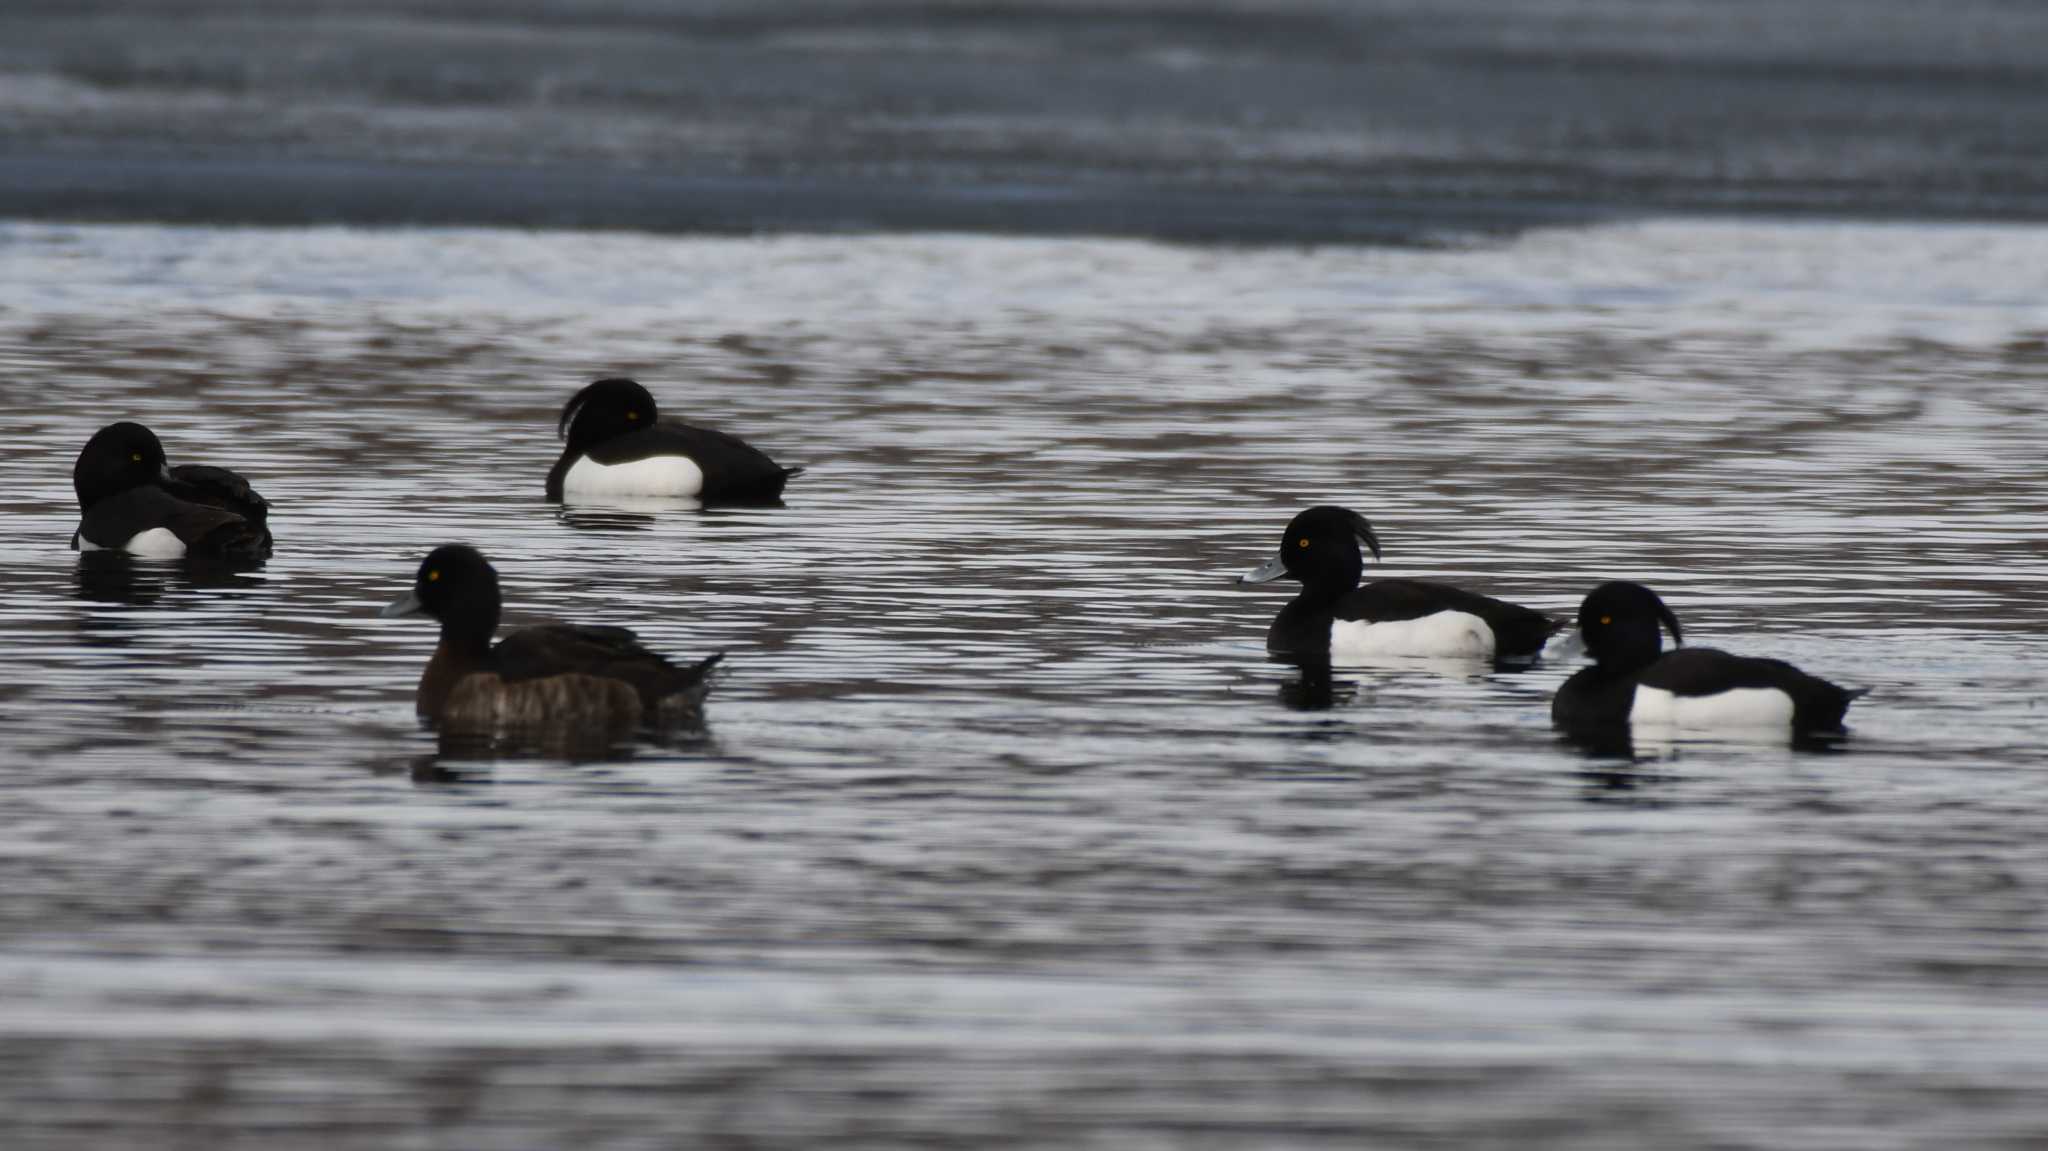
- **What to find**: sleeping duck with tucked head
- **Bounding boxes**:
[1238,506,1558,663]
[380,544,723,732]
[1551,580,1865,739]
[71,421,272,561]
[546,377,804,505]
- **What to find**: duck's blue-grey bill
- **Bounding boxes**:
[1237,556,1289,586]
[379,590,424,618]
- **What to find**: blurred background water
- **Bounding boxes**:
[5,0,2048,238]
[4,3,2048,1148]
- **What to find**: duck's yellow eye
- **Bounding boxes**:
[1599,615,1611,625]
[1297,538,1309,548]
[626,410,640,421]
[131,452,142,462]
[427,570,441,582]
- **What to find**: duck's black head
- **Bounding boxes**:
[74,422,170,510]
[380,544,503,648]
[1575,580,1682,671]
[559,378,658,452]
[1238,505,1383,595]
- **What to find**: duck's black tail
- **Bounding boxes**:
[684,651,728,686]
[652,651,726,729]
[1800,684,1870,734]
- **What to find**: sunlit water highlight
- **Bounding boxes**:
[1,220,2046,1147]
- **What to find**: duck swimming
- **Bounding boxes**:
[71,421,272,561]
[380,544,723,732]
[1551,580,1864,737]
[546,377,803,504]
[1238,505,1557,662]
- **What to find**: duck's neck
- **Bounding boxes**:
[1290,570,1359,611]
[418,622,494,718]
[1593,639,1664,678]
[75,476,151,513]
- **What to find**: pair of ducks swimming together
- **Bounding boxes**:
[1244,505,1864,737]
[71,378,802,564]
[72,379,1862,743]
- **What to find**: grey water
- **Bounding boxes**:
[2,218,2047,1147]
[7,0,2048,239]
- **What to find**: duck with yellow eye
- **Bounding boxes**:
[1552,581,1865,739]
[1237,505,1557,664]
[379,544,723,734]
[70,421,272,561]
[545,377,803,505]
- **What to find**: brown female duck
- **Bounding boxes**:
[380,544,721,732]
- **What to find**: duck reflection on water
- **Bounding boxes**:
[73,550,266,608]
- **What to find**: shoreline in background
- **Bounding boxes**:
[3,152,1622,245]
[12,152,2048,245]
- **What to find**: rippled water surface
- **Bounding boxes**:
[2,220,2047,1148]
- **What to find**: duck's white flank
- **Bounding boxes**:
[87,527,187,558]
[1330,611,1495,661]
[1630,685,1795,730]
[563,453,705,498]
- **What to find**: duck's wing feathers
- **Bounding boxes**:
[165,464,270,527]
[1640,647,1862,731]
[493,625,724,709]
[589,420,800,501]
[492,624,658,682]
[77,484,270,561]
[1337,579,1559,657]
